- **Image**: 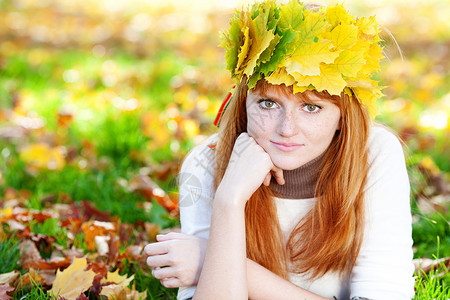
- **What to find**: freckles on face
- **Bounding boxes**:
[245,88,341,170]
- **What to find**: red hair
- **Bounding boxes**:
[214,78,371,279]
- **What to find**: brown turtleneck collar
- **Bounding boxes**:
[269,152,325,199]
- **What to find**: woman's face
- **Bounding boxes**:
[246,85,341,171]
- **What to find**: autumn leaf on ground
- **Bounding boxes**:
[0,283,14,300]
[81,220,116,251]
[101,284,147,300]
[101,269,134,287]
[0,271,19,285]
[15,268,44,290]
[19,143,65,171]
[50,257,96,300]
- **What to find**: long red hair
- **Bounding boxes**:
[214,78,371,279]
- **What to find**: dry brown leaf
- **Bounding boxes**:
[19,239,42,265]
[0,271,20,285]
[50,257,96,300]
[413,256,450,274]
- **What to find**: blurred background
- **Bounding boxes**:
[0,0,449,297]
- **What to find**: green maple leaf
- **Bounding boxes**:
[220,14,242,76]
[258,34,282,65]
[259,29,296,75]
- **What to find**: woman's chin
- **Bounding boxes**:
[272,158,306,171]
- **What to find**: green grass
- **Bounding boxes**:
[414,259,450,299]
[412,210,450,259]
[0,233,21,274]
[30,218,69,253]
[13,279,54,300]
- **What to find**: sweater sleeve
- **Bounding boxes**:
[177,134,217,300]
[350,126,415,300]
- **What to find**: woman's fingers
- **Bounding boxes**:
[160,277,182,288]
[271,166,285,185]
[146,253,171,268]
[263,173,272,186]
[151,266,176,280]
[144,242,168,256]
[156,232,192,242]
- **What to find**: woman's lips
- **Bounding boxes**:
[271,141,304,152]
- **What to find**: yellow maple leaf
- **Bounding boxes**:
[101,284,147,300]
[101,284,127,300]
[278,0,305,31]
[50,257,96,300]
[356,16,379,37]
[290,72,315,88]
[310,64,347,95]
[19,143,65,171]
[293,85,310,94]
[243,10,276,76]
[266,67,295,86]
[325,5,353,28]
[352,86,382,118]
[235,25,251,77]
[345,77,378,89]
[293,10,327,50]
[101,269,134,288]
[285,39,339,76]
[328,24,359,50]
[332,50,366,77]
[358,43,383,75]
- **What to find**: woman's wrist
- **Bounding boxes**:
[214,185,247,209]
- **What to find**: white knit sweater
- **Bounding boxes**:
[177,126,415,300]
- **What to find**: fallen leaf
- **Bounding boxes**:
[100,284,127,300]
[81,221,116,251]
[0,283,14,300]
[0,271,20,285]
[23,256,72,271]
[15,268,44,290]
[130,175,178,212]
[20,239,42,266]
[413,257,450,274]
[50,257,96,300]
[19,143,65,171]
[101,269,133,288]
[81,201,111,222]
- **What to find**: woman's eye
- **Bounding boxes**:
[258,99,277,109]
[302,104,321,113]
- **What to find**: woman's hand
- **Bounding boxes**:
[216,132,284,205]
[144,232,207,288]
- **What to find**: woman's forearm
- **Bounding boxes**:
[193,193,248,300]
[246,259,329,300]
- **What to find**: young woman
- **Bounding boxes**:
[145,1,415,299]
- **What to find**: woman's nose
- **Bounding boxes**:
[277,111,299,137]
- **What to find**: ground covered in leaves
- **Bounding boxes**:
[0,0,449,299]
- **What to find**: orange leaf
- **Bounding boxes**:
[81,221,116,251]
